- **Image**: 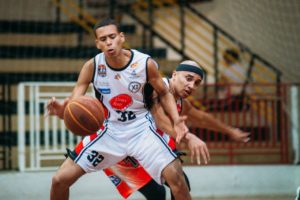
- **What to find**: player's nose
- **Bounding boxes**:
[106,38,112,45]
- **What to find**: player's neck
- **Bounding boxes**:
[106,49,131,69]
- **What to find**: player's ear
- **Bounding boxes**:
[119,32,125,43]
[95,39,101,50]
[172,71,177,78]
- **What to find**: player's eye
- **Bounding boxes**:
[99,37,106,42]
[186,76,193,82]
[195,80,201,86]
[109,34,116,39]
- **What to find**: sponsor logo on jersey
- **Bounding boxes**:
[109,94,133,111]
[97,64,106,77]
[128,82,141,93]
[109,175,121,186]
[96,79,109,87]
[98,88,111,94]
[130,62,138,68]
[114,73,121,80]
[129,69,139,79]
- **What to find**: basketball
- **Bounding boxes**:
[63,96,105,136]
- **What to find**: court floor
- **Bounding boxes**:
[0,170,295,200]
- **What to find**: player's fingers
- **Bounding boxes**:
[190,147,195,164]
[204,145,211,161]
[179,115,188,121]
[176,133,183,144]
[63,97,70,106]
[196,147,201,165]
[243,136,250,143]
[201,145,210,164]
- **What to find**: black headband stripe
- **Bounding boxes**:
[176,64,205,79]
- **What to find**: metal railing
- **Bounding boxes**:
[17,82,298,171]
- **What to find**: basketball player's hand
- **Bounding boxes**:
[45,97,69,119]
[174,115,189,144]
[185,133,210,165]
[228,128,250,143]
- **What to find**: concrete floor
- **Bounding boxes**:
[0,170,295,200]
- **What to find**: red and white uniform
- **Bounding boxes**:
[74,78,183,199]
[74,50,177,189]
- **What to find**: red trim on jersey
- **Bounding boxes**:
[74,129,103,154]
[75,141,83,154]
[168,137,176,150]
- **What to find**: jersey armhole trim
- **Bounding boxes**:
[91,57,96,83]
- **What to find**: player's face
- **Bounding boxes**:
[173,71,202,98]
[94,24,125,58]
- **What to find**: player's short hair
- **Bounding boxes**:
[93,18,120,36]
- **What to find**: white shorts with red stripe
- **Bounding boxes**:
[74,121,177,185]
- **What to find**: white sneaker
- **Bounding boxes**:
[296,186,300,200]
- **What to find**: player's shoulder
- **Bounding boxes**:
[83,58,94,68]
[131,49,151,58]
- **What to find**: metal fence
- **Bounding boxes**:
[16,82,299,171]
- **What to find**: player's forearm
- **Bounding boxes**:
[155,117,176,139]
[151,104,176,139]
[191,111,233,136]
[159,92,180,123]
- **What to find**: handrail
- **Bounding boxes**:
[185,3,282,77]
[51,0,131,49]
[124,5,208,73]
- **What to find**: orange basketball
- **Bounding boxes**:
[63,96,105,136]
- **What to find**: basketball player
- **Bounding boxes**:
[137,60,250,199]
[69,60,250,200]
[46,18,192,200]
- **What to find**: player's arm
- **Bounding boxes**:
[147,59,188,143]
[150,95,175,138]
[182,99,250,143]
[150,100,210,165]
[46,59,94,119]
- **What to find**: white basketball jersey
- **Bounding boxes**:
[92,49,153,131]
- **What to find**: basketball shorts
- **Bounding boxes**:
[74,122,177,185]
[72,128,177,199]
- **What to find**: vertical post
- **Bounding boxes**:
[77,0,84,47]
[18,83,25,172]
[7,83,12,169]
[29,85,35,169]
[142,28,147,50]
[34,85,41,169]
[2,83,7,170]
[109,0,116,19]
[179,0,186,58]
[276,74,282,142]
[241,54,255,98]
[147,0,154,50]
[213,27,219,96]
[291,85,299,164]
[55,0,61,23]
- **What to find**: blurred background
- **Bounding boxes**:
[0,0,299,199]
